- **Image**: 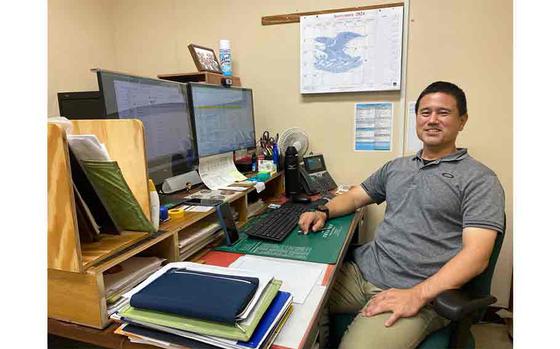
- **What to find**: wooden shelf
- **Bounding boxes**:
[84,231,177,274]
[157,71,241,87]
[48,119,286,329]
[159,210,215,233]
[48,120,160,328]
[81,232,149,270]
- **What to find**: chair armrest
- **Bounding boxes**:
[433,289,497,321]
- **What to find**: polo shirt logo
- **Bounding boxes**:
[442,173,454,178]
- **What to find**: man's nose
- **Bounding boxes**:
[427,112,439,124]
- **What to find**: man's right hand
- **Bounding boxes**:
[298,211,327,234]
[298,186,372,234]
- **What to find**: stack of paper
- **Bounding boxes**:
[112,262,293,349]
[178,221,223,260]
[104,257,164,297]
[66,134,111,161]
[104,257,164,315]
[107,297,128,316]
[230,255,325,304]
[247,200,267,219]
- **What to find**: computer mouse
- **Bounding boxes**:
[292,194,311,204]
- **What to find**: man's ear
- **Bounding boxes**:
[459,113,468,131]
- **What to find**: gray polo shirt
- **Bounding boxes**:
[353,148,505,290]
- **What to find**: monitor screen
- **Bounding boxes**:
[188,83,256,158]
[97,70,198,186]
[303,155,327,173]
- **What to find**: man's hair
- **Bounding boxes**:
[415,81,467,116]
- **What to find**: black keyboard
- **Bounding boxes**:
[243,199,329,242]
[244,202,308,242]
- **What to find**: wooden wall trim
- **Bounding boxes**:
[261,3,404,25]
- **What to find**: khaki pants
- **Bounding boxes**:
[322,262,449,349]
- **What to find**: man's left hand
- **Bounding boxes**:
[361,287,427,327]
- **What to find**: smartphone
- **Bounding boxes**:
[183,198,223,207]
[215,202,239,246]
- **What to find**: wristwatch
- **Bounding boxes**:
[315,205,330,221]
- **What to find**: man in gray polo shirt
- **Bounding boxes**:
[299,81,505,348]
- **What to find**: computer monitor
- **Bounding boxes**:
[57,91,106,119]
[187,83,256,158]
[96,70,199,190]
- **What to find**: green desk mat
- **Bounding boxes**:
[215,213,355,264]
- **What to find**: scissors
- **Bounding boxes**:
[260,131,277,156]
[262,131,277,145]
[261,131,274,146]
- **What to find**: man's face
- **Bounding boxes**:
[416,92,467,149]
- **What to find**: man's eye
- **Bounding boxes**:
[438,111,449,116]
[421,111,431,116]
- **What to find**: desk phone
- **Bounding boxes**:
[300,154,338,195]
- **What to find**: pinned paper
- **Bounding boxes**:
[406,101,423,153]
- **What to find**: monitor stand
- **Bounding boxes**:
[161,170,202,194]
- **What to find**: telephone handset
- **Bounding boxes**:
[299,154,338,195]
[299,167,321,195]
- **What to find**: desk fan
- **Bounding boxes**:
[277,127,309,160]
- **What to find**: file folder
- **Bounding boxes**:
[130,268,259,324]
[81,160,155,233]
[68,148,119,234]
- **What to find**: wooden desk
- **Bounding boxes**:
[279,207,365,349]
[49,206,365,349]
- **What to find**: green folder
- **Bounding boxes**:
[81,160,154,233]
[119,279,281,341]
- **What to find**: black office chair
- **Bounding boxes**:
[329,217,506,349]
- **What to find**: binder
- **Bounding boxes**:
[130,268,259,324]
[118,279,282,341]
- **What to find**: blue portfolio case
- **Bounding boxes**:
[130,268,259,324]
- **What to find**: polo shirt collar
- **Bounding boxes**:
[412,148,469,163]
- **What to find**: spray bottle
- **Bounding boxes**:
[219,39,232,77]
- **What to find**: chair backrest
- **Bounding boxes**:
[462,214,506,320]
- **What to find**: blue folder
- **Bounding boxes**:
[130,268,259,324]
